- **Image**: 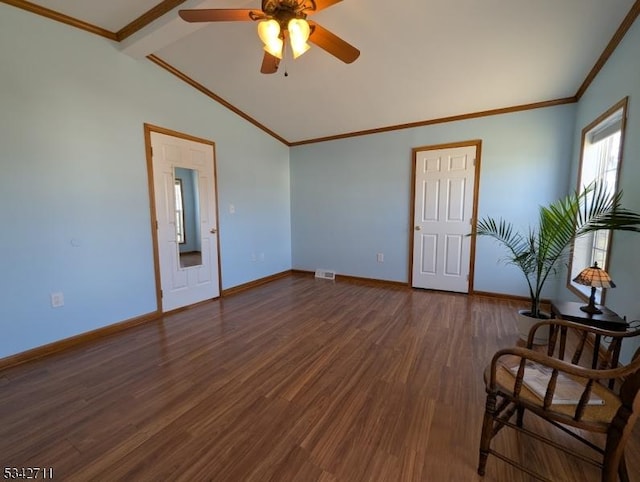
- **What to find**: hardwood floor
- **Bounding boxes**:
[1,274,638,481]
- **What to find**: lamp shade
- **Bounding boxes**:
[573,262,615,314]
[288,18,311,59]
[572,262,616,288]
[258,19,283,59]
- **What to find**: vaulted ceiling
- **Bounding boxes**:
[5,0,639,144]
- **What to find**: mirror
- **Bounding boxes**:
[174,167,202,268]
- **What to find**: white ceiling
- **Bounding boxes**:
[16,0,638,143]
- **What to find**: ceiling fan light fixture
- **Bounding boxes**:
[258,19,283,59]
[288,18,311,59]
[179,2,359,74]
[263,38,284,59]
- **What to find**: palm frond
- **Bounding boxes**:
[471,181,640,318]
[475,218,531,269]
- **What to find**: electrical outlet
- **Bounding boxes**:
[50,292,64,308]
[229,204,235,214]
[377,253,384,263]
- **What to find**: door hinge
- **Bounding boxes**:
[150,146,153,157]
[155,220,159,229]
[160,289,163,299]
[473,158,476,166]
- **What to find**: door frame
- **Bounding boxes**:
[143,123,222,313]
[408,139,482,292]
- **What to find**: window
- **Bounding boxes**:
[174,178,186,244]
[567,98,628,303]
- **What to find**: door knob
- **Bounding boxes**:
[415,226,421,231]
[210,228,217,234]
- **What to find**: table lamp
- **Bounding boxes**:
[572,262,616,314]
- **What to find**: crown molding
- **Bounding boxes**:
[576,0,640,100]
[0,0,190,42]
[1,0,117,40]
[289,97,577,146]
[147,55,291,146]
[3,0,639,145]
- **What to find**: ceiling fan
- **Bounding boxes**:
[179,0,360,74]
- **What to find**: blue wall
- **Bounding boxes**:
[561,16,640,363]
[0,5,291,359]
[1,2,638,362]
[290,105,576,296]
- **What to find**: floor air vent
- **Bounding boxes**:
[315,269,336,280]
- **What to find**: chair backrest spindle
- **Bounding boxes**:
[479,321,640,481]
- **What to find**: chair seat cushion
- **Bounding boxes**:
[488,362,622,429]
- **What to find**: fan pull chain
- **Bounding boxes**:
[282,38,289,77]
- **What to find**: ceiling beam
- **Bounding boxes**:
[117,0,189,42]
[119,0,216,58]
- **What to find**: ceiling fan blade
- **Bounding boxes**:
[260,52,280,74]
[178,9,256,23]
[304,0,342,13]
[308,21,360,64]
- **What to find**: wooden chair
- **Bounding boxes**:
[477,318,640,481]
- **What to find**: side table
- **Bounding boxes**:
[550,300,630,378]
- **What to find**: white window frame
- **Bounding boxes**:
[567,97,628,304]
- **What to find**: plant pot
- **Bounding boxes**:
[516,310,550,345]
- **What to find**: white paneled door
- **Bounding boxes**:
[412,145,477,292]
[151,131,220,311]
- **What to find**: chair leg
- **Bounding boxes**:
[603,407,634,482]
[516,405,524,427]
[617,452,629,482]
[602,429,627,482]
[478,391,497,476]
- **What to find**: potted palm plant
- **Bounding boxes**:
[473,182,640,343]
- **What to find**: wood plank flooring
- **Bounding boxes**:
[1,274,638,481]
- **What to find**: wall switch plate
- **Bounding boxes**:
[377,253,384,263]
[50,292,64,308]
[229,204,235,214]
